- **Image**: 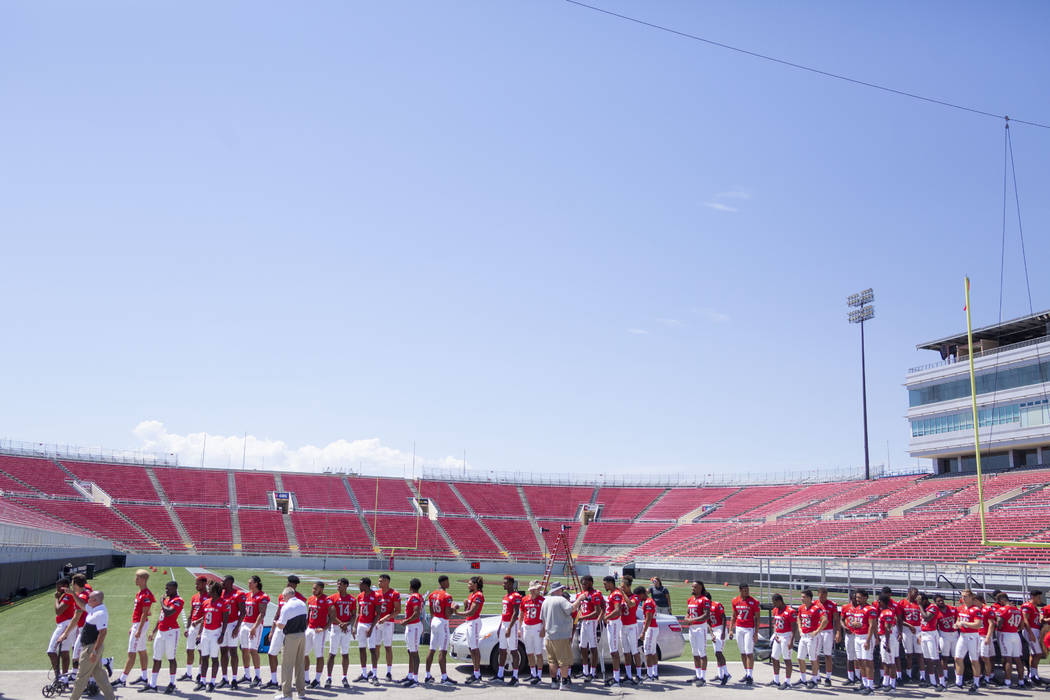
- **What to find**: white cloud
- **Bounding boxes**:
[702,201,738,213]
[627,328,649,335]
[132,420,462,474]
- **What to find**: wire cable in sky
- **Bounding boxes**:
[564,0,1050,130]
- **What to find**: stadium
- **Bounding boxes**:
[6,309,1050,697]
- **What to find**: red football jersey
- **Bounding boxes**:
[798,602,825,634]
[501,591,523,622]
[998,604,1023,633]
[243,592,270,624]
[158,596,185,632]
[379,588,401,620]
[772,606,796,634]
[980,605,996,635]
[357,590,379,624]
[921,604,940,632]
[56,592,76,624]
[604,590,625,619]
[426,590,453,621]
[403,592,424,624]
[642,598,658,627]
[878,607,897,636]
[465,591,485,621]
[202,598,227,631]
[75,587,92,628]
[709,600,726,627]
[622,594,639,625]
[1022,601,1041,630]
[936,605,958,632]
[132,588,156,623]
[189,592,208,623]
[521,595,544,625]
[576,590,603,619]
[686,595,710,625]
[221,589,245,618]
[307,595,331,629]
[819,598,838,624]
[328,592,356,623]
[732,596,761,629]
[957,604,981,634]
[898,600,922,628]
[843,603,876,634]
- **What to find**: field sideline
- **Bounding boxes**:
[0,566,785,671]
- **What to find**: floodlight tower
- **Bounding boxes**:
[847,289,875,480]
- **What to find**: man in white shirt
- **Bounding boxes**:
[275,587,308,700]
[69,591,115,700]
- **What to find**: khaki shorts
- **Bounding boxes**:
[545,637,572,669]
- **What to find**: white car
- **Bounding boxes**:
[450,615,684,674]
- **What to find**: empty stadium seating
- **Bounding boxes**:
[594,487,667,520]
[583,522,672,546]
[5,447,1050,566]
[281,473,355,509]
[234,471,277,507]
[638,487,739,521]
[438,517,503,557]
[154,466,229,505]
[417,481,470,516]
[12,497,160,550]
[174,506,234,553]
[115,503,185,549]
[347,476,415,513]
[0,498,96,538]
[705,485,801,520]
[522,486,594,519]
[237,508,290,553]
[290,511,373,556]
[0,455,81,497]
[59,460,160,502]
[455,483,526,517]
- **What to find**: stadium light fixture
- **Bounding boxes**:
[847,289,875,480]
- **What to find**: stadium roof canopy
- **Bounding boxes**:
[917,309,1050,352]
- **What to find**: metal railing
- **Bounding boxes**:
[909,334,1050,374]
[0,438,177,467]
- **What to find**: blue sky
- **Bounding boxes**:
[2,1,1049,478]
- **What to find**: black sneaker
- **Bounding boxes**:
[251,677,261,687]
[264,680,278,688]
[140,686,157,693]
[193,680,205,691]
[371,676,380,686]
[407,679,420,688]
[720,674,730,686]
[441,677,458,685]
[745,676,754,685]
[215,679,228,689]
[465,676,478,685]
[309,678,320,688]
[343,678,351,688]
[968,684,978,694]
[807,681,816,689]
[132,677,148,685]
[424,675,434,684]
[769,680,781,687]
[551,680,559,689]
[825,679,833,687]
[781,682,790,690]
[508,677,519,686]
[386,672,394,682]
[177,672,193,682]
[206,682,215,692]
[695,678,707,687]
[531,676,541,685]
[230,679,238,690]
[860,687,872,696]
[164,683,175,695]
[324,678,332,688]
[113,679,127,688]
[628,676,638,686]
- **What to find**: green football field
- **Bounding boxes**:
[1,565,789,671]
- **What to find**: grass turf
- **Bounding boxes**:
[1,566,797,671]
